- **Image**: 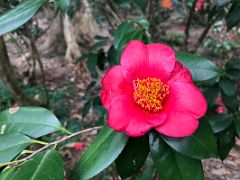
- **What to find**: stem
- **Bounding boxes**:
[184,0,198,51]
[60,127,72,135]
[26,23,49,106]
[0,126,102,168]
[32,140,48,145]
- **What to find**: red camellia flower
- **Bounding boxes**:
[100,40,207,137]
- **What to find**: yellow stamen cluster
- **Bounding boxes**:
[133,77,170,113]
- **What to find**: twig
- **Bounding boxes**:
[105,0,122,23]
[191,21,213,53]
[184,0,198,51]
[2,126,102,168]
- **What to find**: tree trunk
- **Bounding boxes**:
[0,36,41,106]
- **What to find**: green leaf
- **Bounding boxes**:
[116,29,144,63]
[149,133,204,180]
[0,168,16,180]
[9,150,64,180]
[134,19,149,30]
[203,85,219,108]
[87,53,98,78]
[71,124,128,180]
[219,77,237,96]
[114,20,134,49]
[0,0,45,36]
[226,69,240,80]
[221,91,239,112]
[107,45,117,67]
[176,52,222,82]
[58,0,71,12]
[135,158,155,180]
[216,123,235,160]
[0,107,63,138]
[162,119,218,159]
[208,114,233,133]
[235,115,240,137]
[0,134,32,164]
[115,135,149,179]
[226,1,240,30]
[225,59,240,70]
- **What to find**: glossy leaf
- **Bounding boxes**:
[114,20,134,49]
[226,69,240,80]
[225,59,240,70]
[0,107,63,138]
[134,19,149,30]
[115,135,149,178]
[219,77,237,96]
[216,124,235,160]
[9,150,64,180]
[116,29,144,63]
[0,0,45,36]
[107,45,117,67]
[71,124,128,180]
[58,0,71,12]
[0,134,32,164]
[235,115,240,137]
[162,119,218,159]
[176,52,222,82]
[149,133,204,180]
[221,91,239,112]
[203,85,219,108]
[135,158,155,180]
[87,53,98,78]
[226,1,240,30]
[0,168,16,180]
[208,114,233,133]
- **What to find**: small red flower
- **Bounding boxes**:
[216,106,225,114]
[215,96,224,106]
[196,0,204,12]
[74,143,84,150]
[100,40,207,137]
[215,96,226,114]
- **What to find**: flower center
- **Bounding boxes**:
[133,77,170,113]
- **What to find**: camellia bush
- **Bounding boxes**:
[0,0,240,180]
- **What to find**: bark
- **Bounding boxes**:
[0,36,41,106]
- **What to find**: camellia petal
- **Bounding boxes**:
[120,40,148,69]
[146,43,176,82]
[101,40,207,138]
[101,65,132,109]
[108,95,166,136]
[170,61,193,83]
[155,81,207,137]
[156,112,199,137]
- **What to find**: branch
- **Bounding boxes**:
[25,24,49,106]
[2,126,102,168]
[191,21,213,53]
[0,37,41,106]
[184,0,198,51]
